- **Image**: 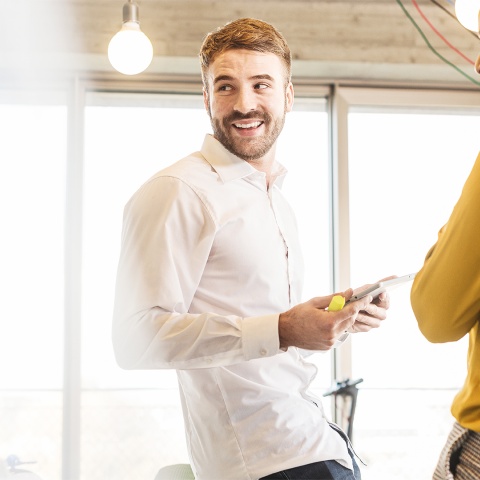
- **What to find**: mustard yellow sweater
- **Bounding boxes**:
[411,152,480,432]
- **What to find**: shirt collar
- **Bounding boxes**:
[200,134,288,188]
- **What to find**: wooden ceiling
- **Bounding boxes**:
[2,0,479,86]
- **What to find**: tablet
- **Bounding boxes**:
[346,273,416,303]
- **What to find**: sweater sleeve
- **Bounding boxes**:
[410,152,480,343]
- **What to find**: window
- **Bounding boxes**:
[3,80,479,480]
[81,92,330,479]
[340,88,480,480]
[277,98,333,400]
[0,91,67,480]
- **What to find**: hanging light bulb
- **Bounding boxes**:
[108,0,153,75]
[454,0,480,32]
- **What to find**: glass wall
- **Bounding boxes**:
[0,92,67,480]
[81,93,211,479]
[343,90,480,480]
[81,92,330,479]
[1,81,479,480]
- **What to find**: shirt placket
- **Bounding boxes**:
[268,186,292,305]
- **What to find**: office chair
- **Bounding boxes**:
[323,377,363,442]
[154,463,194,480]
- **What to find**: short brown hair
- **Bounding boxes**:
[199,18,292,87]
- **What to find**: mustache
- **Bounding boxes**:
[224,111,271,124]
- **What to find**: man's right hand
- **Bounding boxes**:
[278,290,373,351]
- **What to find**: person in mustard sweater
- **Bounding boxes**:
[410,150,480,480]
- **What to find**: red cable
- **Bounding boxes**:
[411,0,475,65]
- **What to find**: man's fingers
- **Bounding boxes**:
[356,311,382,328]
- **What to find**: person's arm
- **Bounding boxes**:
[411,152,480,343]
[113,174,391,369]
[279,288,389,351]
[112,175,279,370]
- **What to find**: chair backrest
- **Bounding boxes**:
[154,463,194,480]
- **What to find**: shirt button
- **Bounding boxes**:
[260,348,267,356]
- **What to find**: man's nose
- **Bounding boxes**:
[233,88,257,113]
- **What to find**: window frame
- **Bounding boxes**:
[331,86,480,383]
[2,74,480,479]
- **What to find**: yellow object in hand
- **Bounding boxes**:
[328,295,345,311]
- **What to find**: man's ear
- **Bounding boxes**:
[475,53,480,75]
[286,82,294,113]
[203,88,210,114]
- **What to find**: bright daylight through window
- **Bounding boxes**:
[1,88,479,480]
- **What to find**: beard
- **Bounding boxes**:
[208,105,287,162]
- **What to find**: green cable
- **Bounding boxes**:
[396,0,480,87]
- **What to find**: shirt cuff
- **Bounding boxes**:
[241,313,281,361]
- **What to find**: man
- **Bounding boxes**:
[112,18,389,480]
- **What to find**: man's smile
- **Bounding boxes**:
[233,121,263,129]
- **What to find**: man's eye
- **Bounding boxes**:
[218,85,232,92]
[255,83,269,90]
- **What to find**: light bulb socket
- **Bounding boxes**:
[123,0,139,24]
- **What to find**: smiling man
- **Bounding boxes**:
[202,47,293,176]
[112,18,390,480]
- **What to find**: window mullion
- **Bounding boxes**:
[63,75,85,480]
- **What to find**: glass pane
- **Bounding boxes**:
[83,97,209,479]
[278,99,331,299]
[0,100,66,479]
[347,110,480,479]
[82,97,209,390]
[82,93,331,478]
[354,389,456,479]
[80,390,187,479]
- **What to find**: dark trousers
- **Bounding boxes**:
[260,426,362,480]
[259,456,361,479]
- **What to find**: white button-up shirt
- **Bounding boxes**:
[112,134,351,479]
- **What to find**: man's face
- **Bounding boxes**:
[203,49,294,162]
